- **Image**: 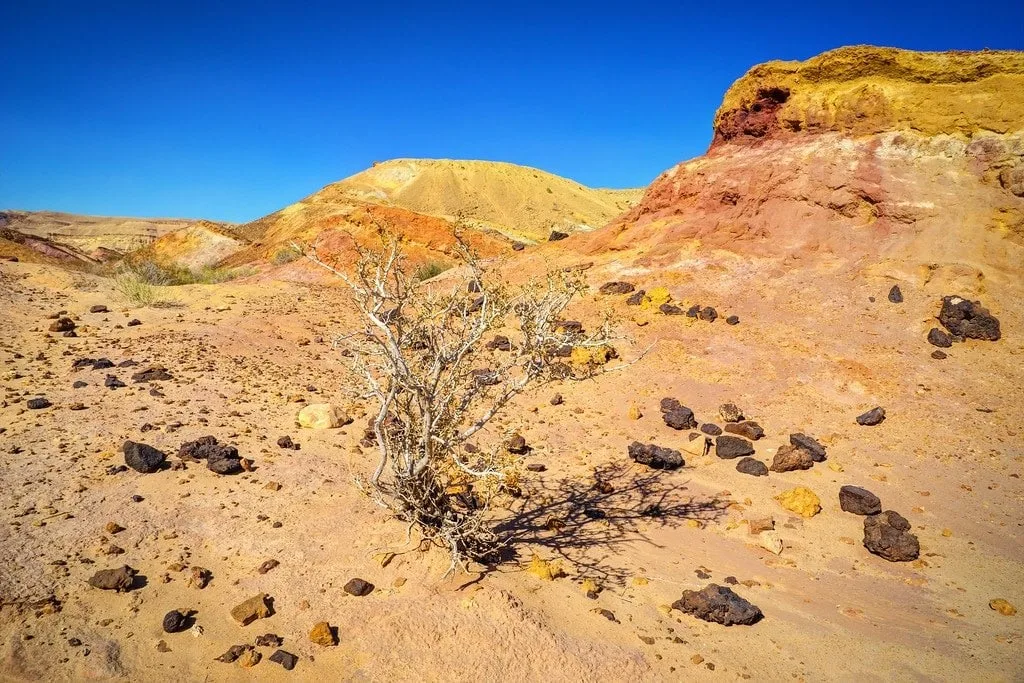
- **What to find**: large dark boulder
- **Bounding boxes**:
[628,441,684,470]
[938,295,1001,341]
[123,441,166,473]
[672,584,762,626]
[863,511,920,562]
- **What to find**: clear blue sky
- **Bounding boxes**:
[2,1,1021,223]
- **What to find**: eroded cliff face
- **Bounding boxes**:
[711,46,1024,146]
[597,47,1024,281]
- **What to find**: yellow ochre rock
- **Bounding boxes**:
[298,403,351,429]
[775,487,822,518]
[527,553,566,581]
[714,46,1024,144]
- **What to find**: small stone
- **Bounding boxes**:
[856,407,886,426]
[549,394,563,406]
[87,565,137,592]
[277,435,299,450]
[548,230,569,241]
[726,315,739,325]
[104,375,126,389]
[888,285,903,303]
[49,317,76,332]
[863,511,920,562]
[989,599,1016,616]
[162,610,189,633]
[598,281,635,295]
[104,522,125,534]
[700,423,722,436]
[187,566,212,589]
[525,464,546,472]
[757,531,783,555]
[672,584,762,626]
[156,640,171,653]
[505,434,530,455]
[626,291,645,306]
[789,433,827,462]
[839,486,882,515]
[715,435,754,459]
[255,633,283,647]
[343,578,374,596]
[698,306,718,322]
[931,350,947,360]
[269,649,298,670]
[628,441,683,470]
[927,327,953,348]
[769,444,814,472]
[230,594,271,626]
[257,559,279,574]
[237,649,262,668]
[748,517,775,535]
[26,397,51,410]
[215,645,252,663]
[775,487,821,518]
[89,304,109,313]
[131,366,173,383]
[662,404,696,429]
[718,403,743,423]
[126,319,141,327]
[265,481,282,491]
[123,441,166,473]
[724,421,763,440]
[592,608,616,621]
[309,622,337,646]
[735,457,768,477]
[298,403,351,429]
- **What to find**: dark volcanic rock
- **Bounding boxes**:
[26,397,51,410]
[178,437,243,474]
[672,584,762,626]
[599,281,635,295]
[700,423,723,436]
[628,441,684,470]
[92,358,115,370]
[938,295,1000,341]
[839,486,882,515]
[769,444,815,472]
[88,565,138,592]
[126,319,142,327]
[726,315,740,325]
[131,366,173,383]
[888,285,903,303]
[686,304,700,318]
[659,303,684,315]
[215,645,252,663]
[735,457,768,477]
[863,510,920,562]
[269,649,298,670]
[931,350,947,360]
[724,421,764,440]
[698,306,718,322]
[715,435,754,459]
[277,435,299,450]
[343,578,374,596]
[856,407,886,426]
[626,290,646,306]
[927,327,952,347]
[123,441,166,473]
[548,230,569,241]
[89,304,109,313]
[162,610,189,633]
[511,242,525,251]
[255,634,283,647]
[789,433,826,462]
[104,375,126,389]
[660,400,696,430]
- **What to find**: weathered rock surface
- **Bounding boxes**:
[789,434,826,462]
[769,444,814,472]
[736,457,768,476]
[628,441,684,470]
[715,435,754,459]
[231,594,271,626]
[123,441,165,473]
[297,403,351,429]
[775,487,821,518]
[88,565,138,592]
[839,486,882,515]
[672,584,763,626]
[660,399,696,430]
[863,511,920,562]
[938,295,1001,341]
[856,407,886,426]
[309,621,337,646]
[724,420,764,440]
[343,578,375,596]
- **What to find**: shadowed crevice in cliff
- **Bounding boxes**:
[486,462,730,584]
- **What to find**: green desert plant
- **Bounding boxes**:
[272,246,301,265]
[114,272,158,307]
[414,261,449,282]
